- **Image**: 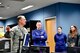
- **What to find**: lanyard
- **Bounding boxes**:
[17,25,25,37]
[17,25,28,46]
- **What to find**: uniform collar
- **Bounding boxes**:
[57,32,63,35]
[17,25,24,29]
[36,29,42,31]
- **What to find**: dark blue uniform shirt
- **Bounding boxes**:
[32,29,47,46]
[54,33,67,52]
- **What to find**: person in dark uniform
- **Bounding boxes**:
[32,21,47,46]
[54,26,67,53]
[4,26,11,38]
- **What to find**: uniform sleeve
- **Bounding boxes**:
[64,34,67,43]
[24,28,28,35]
[41,31,47,41]
[4,32,11,38]
[10,27,15,40]
[32,30,41,40]
[4,32,7,38]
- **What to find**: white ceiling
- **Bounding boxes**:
[0,0,80,19]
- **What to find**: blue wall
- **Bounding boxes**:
[5,2,80,35]
[23,8,44,29]
[58,3,80,34]
[23,4,57,29]
[0,21,5,26]
[5,3,57,29]
[0,20,5,32]
[5,16,17,27]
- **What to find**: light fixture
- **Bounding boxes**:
[0,17,3,19]
[0,2,2,5]
[21,5,33,10]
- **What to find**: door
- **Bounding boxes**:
[45,18,56,53]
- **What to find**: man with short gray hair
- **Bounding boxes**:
[11,15,29,53]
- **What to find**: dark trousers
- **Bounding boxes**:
[67,47,80,53]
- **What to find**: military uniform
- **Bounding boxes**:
[11,25,28,53]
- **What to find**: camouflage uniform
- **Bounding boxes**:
[11,25,28,53]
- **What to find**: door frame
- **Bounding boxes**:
[45,16,57,32]
[45,16,57,53]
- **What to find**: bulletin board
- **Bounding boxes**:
[0,26,4,32]
[0,26,4,37]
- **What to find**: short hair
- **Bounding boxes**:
[57,26,62,29]
[37,21,41,23]
[36,21,41,24]
[17,15,25,22]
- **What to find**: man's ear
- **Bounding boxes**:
[36,24,37,27]
[19,19,22,22]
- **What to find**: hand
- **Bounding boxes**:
[41,36,44,38]
[71,43,75,47]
